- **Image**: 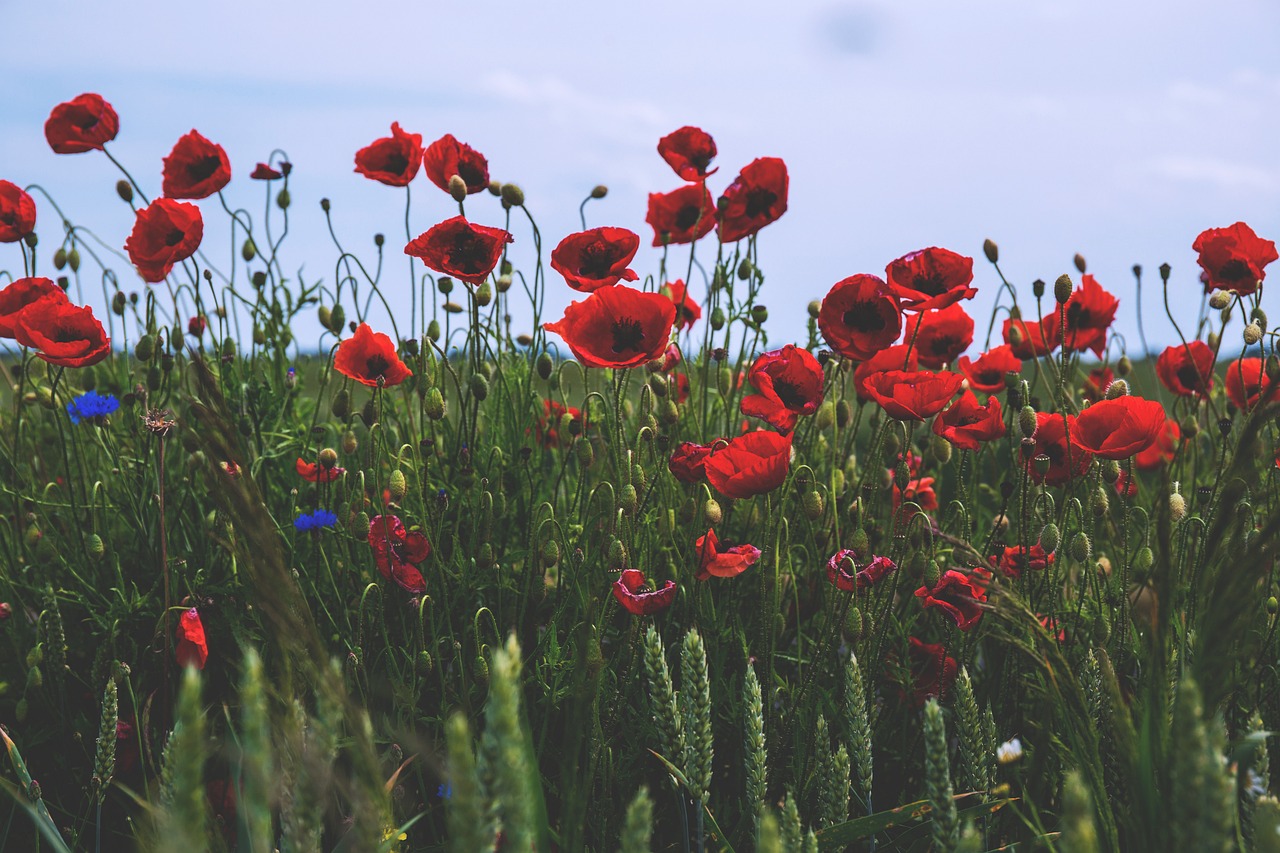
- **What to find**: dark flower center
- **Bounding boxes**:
[689,151,713,173]
[0,210,15,226]
[772,378,808,410]
[842,304,888,333]
[674,204,704,231]
[449,234,493,275]
[187,154,224,184]
[1177,362,1205,391]
[911,274,948,296]
[381,152,410,176]
[610,317,645,354]
[975,369,1001,386]
[74,111,100,130]
[165,228,186,247]
[458,158,486,188]
[1217,259,1252,282]
[577,242,620,279]
[743,188,778,220]
[365,354,390,378]
[926,336,960,359]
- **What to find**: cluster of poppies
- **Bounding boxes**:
[0,276,110,367]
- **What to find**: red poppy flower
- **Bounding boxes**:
[995,543,1053,579]
[1002,315,1058,359]
[1070,396,1166,460]
[701,430,791,499]
[220,460,241,478]
[250,162,283,181]
[124,198,204,282]
[645,183,716,246]
[175,608,208,670]
[1028,412,1092,486]
[716,157,789,243]
[296,456,345,483]
[188,315,207,338]
[550,227,640,292]
[612,568,676,615]
[657,126,718,181]
[933,390,1005,452]
[334,322,412,388]
[44,93,119,154]
[14,300,110,368]
[662,281,702,330]
[1039,614,1067,643]
[0,181,37,243]
[1225,358,1273,412]
[1192,222,1277,296]
[826,549,897,592]
[854,345,917,400]
[911,303,975,368]
[915,568,990,631]
[161,130,231,200]
[694,528,761,579]
[1114,469,1138,497]
[957,345,1021,395]
[739,344,824,434]
[536,399,581,448]
[903,637,958,707]
[660,343,682,373]
[669,440,716,483]
[422,133,490,195]
[543,285,676,369]
[368,514,430,593]
[893,476,937,512]
[1047,275,1118,358]
[1134,417,1180,470]
[671,371,691,404]
[1156,341,1215,397]
[886,247,977,312]
[404,216,512,285]
[354,122,423,187]
[0,277,69,339]
[1079,367,1112,404]
[818,274,903,361]
[864,369,963,421]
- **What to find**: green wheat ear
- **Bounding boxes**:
[844,651,874,814]
[238,648,273,849]
[479,634,537,851]
[642,625,685,766]
[743,663,768,837]
[781,789,804,850]
[757,808,783,853]
[1170,676,1235,853]
[1059,770,1101,853]
[618,785,653,853]
[445,711,491,852]
[680,627,713,803]
[154,666,209,850]
[953,666,991,794]
[90,678,117,805]
[924,698,958,853]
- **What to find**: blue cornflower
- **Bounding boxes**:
[66,390,120,425]
[294,508,338,532]
[437,782,452,800]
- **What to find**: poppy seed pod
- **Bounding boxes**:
[1040,522,1060,554]
[1069,531,1091,563]
[1054,274,1073,304]
[807,300,821,319]
[983,238,999,264]
[1032,279,1045,298]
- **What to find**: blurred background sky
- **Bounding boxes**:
[2,0,1278,357]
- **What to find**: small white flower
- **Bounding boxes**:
[997,737,1023,765]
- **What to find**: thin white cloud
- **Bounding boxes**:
[1146,155,1280,194]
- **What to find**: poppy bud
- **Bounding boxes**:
[0,602,9,620]
[1034,453,1051,475]
[929,433,953,465]
[575,438,594,467]
[1101,459,1120,484]
[750,305,768,325]
[1209,290,1232,310]
[807,300,821,319]
[1244,323,1262,346]
[331,388,350,419]
[844,606,864,640]
[539,537,560,568]
[425,318,441,341]
[1092,486,1109,517]
[894,460,910,491]
[983,238,999,264]
[277,188,290,209]
[1169,490,1187,522]
[328,304,346,333]
[704,498,723,526]
[388,470,408,503]
[496,273,512,293]
[1133,545,1154,574]
[1206,331,1220,350]
[1018,406,1037,439]
[648,375,668,398]
[1028,279,1043,299]
[112,291,126,315]
[881,431,901,462]
[87,533,105,560]
[1069,531,1091,563]
[800,490,823,521]
[476,281,493,307]
[27,667,42,689]
[921,554,942,589]
[836,399,853,429]
[710,307,726,330]
[608,538,628,569]
[816,400,835,430]
[500,183,524,207]
[1104,379,1129,399]
[469,373,489,401]
[1117,355,1132,377]
[659,398,678,425]
[1054,274,1073,304]
[717,367,732,398]
[115,179,133,203]
[253,325,267,345]
[448,174,468,202]
[425,387,446,421]
[342,429,358,455]
[1040,522,1060,554]
[242,238,257,262]
[488,180,502,196]
[474,655,489,684]
[443,301,464,314]
[320,197,331,212]
[65,248,80,273]
[135,334,155,362]
[1073,253,1087,273]
[53,248,67,269]
[534,352,555,381]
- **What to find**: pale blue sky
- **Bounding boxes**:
[2,0,1278,357]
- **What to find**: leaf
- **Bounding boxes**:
[814,792,1009,850]
[0,728,73,853]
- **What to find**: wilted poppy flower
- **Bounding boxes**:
[1134,417,1180,470]
[893,475,937,512]
[886,247,976,312]
[1048,275,1118,358]
[658,126,718,181]
[915,568,990,631]
[44,93,119,154]
[125,198,204,282]
[1028,412,1092,486]
[404,216,512,285]
[1070,396,1166,459]
[368,514,430,593]
[422,134,490,195]
[1193,222,1277,296]
[14,300,110,368]
[535,398,581,448]
[902,637,958,707]
[250,162,283,180]
[296,456,344,483]
[669,440,716,483]
[544,285,676,369]
[550,227,640,292]
[703,430,792,499]
[717,157,789,243]
[646,183,716,246]
[826,549,897,592]
[612,568,676,615]
[739,344,824,434]
[175,608,208,670]
[334,323,412,388]
[818,274,903,361]
[162,130,231,200]
[864,369,963,421]
[1225,358,1273,412]
[354,122,423,187]
[0,277,69,338]
[1156,341,1215,397]
[854,345,916,400]
[0,180,37,243]
[933,390,1005,451]
[957,345,1021,394]
[1002,315,1058,359]
[995,543,1053,579]
[662,281,702,330]
[912,303,975,368]
[694,528,761,579]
